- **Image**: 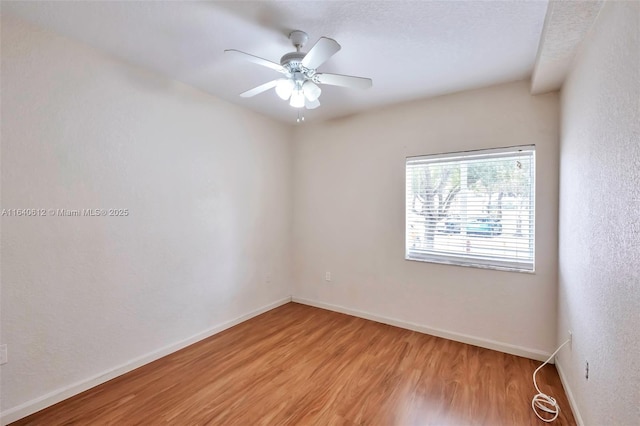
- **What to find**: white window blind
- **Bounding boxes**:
[405,146,535,272]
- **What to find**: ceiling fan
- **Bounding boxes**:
[225,30,372,110]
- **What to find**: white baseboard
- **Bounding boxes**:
[0,296,292,426]
[555,359,584,426]
[292,297,552,362]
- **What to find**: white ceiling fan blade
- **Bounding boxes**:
[225,49,287,74]
[315,73,373,89]
[301,37,341,69]
[240,80,279,98]
[305,98,320,110]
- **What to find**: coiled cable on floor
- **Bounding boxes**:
[531,339,571,422]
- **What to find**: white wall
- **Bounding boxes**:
[0,15,292,419]
[292,81,560,359]
[557,1,640,424]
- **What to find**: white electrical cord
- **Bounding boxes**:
[531,339,571,422]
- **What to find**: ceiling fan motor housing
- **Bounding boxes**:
[280,52,306,71]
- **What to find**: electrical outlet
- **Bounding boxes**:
[585,360,589,380]
[0,344,7,365]
[266,273,272,283]
[568,330,572,349]
[325,271,331,282]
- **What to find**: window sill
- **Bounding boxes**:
[405,253,535,274]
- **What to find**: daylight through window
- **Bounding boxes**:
[405,146,535,272]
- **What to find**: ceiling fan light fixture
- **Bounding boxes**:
[302,81,322,102]
[275,78,295,100]
[290,89,305,108]
[305,98,321,110]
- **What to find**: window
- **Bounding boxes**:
[405,146,535,272]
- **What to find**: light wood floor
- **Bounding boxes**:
[13,303,575,425]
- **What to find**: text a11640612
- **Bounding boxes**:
[1,208,129,217]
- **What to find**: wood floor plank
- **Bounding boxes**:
[11,303,576,425]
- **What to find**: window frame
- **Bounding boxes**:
[405,145,536,273]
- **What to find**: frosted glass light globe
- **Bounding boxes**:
[275,79,294,100]
[302,81,321,102]
[289,90,305,108]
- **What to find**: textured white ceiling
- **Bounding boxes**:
[531,0,605,94]
[3,1,549,124]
